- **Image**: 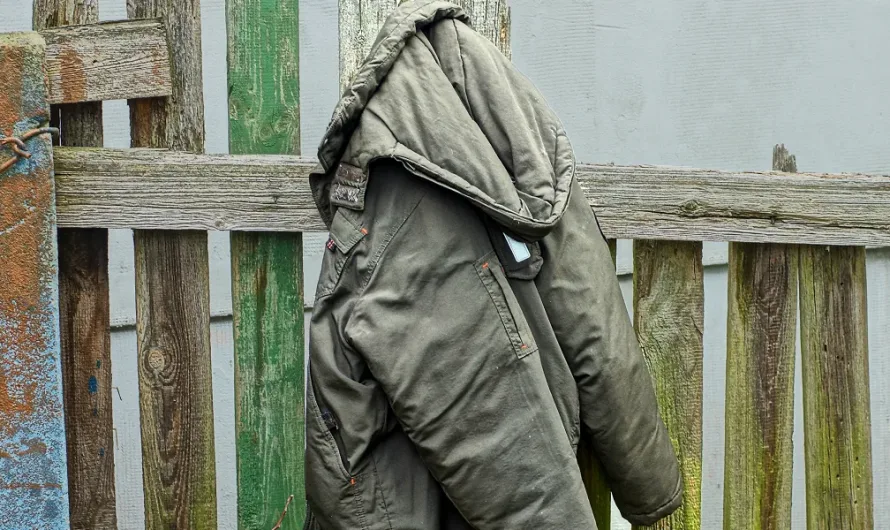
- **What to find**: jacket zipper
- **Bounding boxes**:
[310,373,352,476]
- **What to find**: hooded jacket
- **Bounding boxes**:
[305,2,682,528]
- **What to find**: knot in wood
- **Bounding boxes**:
[147,347,167,371]
[679,199,706,217]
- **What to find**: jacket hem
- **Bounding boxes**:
[621,472,683,526]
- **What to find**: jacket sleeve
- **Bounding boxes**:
[343,182,597,529]
[535,178,683,525]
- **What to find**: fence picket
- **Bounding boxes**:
[32,2,118,527]
[800,238,873,527]
[127,0,218,527]
[722,146,798,529]
[226,0,305,527]
[633,241,704,530]
[57,229,117,529]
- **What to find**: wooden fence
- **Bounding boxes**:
[0,0,885,528]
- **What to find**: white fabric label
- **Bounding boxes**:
[503,233,531,262]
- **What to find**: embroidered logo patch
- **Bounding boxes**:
[330,162,368,211]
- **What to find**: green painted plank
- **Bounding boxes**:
[0,31,69,530]
[225,0,304,528]
[230,234,305,529]
[722,146,797,530]
[800,244,873,529]
[632,240,704,530]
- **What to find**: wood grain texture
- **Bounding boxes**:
[52,148,890,245]
[230,234,305,529]
[633,240,704,530]
[0,31,69,530]
[341,0,509,90]
[39,19,171,104]
[127,0,216,528]
[226,0,300,155]
[35,1,117,528]
[339,0,396,91]
[226,0,305,527]
[800,246,873,529]
[722,146,798,530]
[134,232,217,530]
[57,230,117,529]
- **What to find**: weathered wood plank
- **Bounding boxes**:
[339,0,396,91]
[722,146,798,530]
[0,31,69,529]
[134,231,217,529]
[127,0,216,527]
[632,240,704,530]
[800,247,873,525]
[33,0,118,527]
[230,235,305,528]
[52,148,890,245]
[341,0,509,86]
[40,19,171,104]
[56,230,117,529]
[226,0,305,527]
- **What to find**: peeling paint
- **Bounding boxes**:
[57,45,86,104]
[0,32,69,530]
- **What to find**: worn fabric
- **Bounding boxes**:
[305,1,682,528]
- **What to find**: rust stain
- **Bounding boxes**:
[150,46,169,90]
[0,174,52,303]
[58,45,87,104]
[15,438,48,456]
[0,178,53,441]
[1,32,69,525]
[0,357,39,438]
[1,482,63,489]
[0,46,24,136]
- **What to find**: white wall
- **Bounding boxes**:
[1,0,889,527]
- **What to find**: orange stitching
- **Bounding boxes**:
[360,227,368,235]
[482,262,489,269]
[350,477,357,486]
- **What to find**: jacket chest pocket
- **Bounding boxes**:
[316,208,366,299]
[475,253,539,360]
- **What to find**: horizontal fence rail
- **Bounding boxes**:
[53,147,890,245]
[41,20,171,104]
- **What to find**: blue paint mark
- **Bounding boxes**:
[95,360,101,368]
[87,376,98,394]
[98,447,104,457]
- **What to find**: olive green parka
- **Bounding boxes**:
[305,2,682,528]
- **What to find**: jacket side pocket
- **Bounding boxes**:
[305,376,372,529]
[475,253,539,359]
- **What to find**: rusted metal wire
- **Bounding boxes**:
[0,127,59,174]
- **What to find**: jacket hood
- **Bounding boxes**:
[311,0,576,240]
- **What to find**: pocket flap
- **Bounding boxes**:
[330,208,365,254]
